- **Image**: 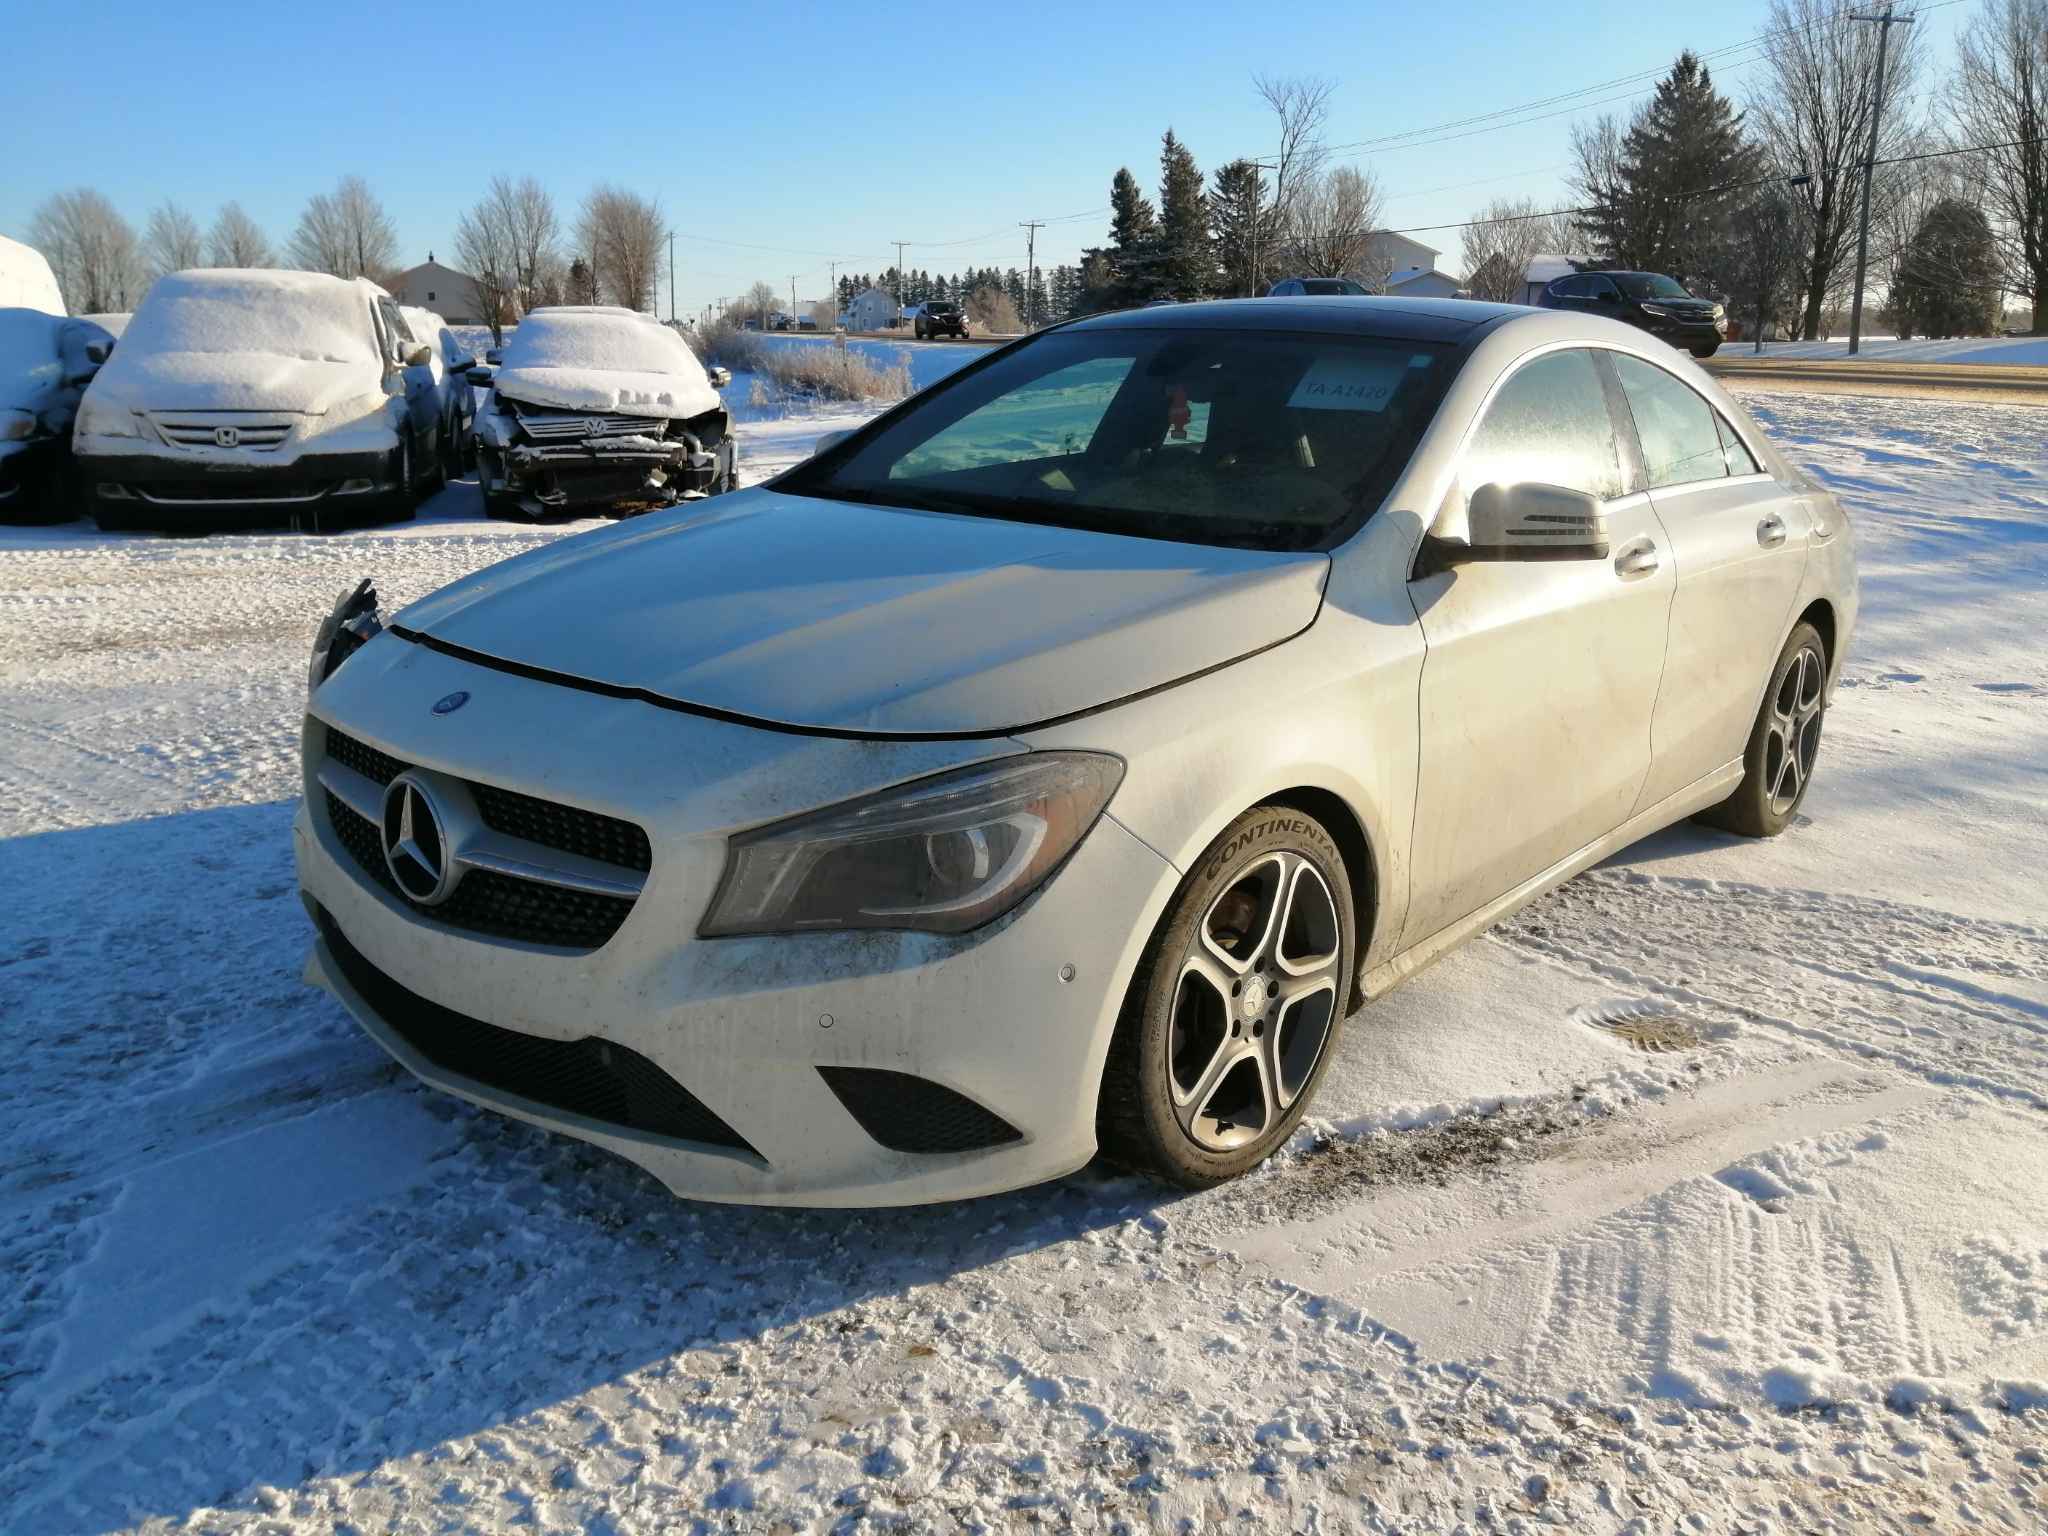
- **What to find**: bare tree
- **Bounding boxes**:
[577,186,663,312]
[741,279,780,329]
[288,175,399,283]
[142,202,204,280]
[1723,188,1812,348]
[454,187,519,346]
[1252,73,1335,290]
[1750,0,1926,338]
[965,284,1023,333]
[1460,197,1575,301]
[808,297,838,330]
[207,202,273,267]
[1948,0,2048,331]
[28,189,144,313]
[1287,166,1383,280]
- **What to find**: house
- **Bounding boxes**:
[1386,265,1463,299]
[388,255,483,324]
[845,286,899,332]
[1364,231,1442,284]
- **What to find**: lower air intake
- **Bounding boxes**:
[816,1066,1023,1155]
[318,908,757,1156]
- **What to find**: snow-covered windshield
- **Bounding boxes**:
[502,312,701,375]
[787,327,1452,552]
[0,307,62,406]
[120,272,379,366]
[1615,273,1693,301]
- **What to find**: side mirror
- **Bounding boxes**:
[1418,482,1609,575]
[465,367,494,388]
[448,355,477,374]
[705,365,732,390]
[402,343,433,367]
[86,340,113,365]
[814,429,853,455]
[485,348,502,366]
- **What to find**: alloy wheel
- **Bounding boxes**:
[1763,642,1825,817]
[1168,851,1342,1151]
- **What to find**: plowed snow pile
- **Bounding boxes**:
[2,386,2044,1533]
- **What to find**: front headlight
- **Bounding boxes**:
[73,399,138,439]
[1640,303,1671,318]
[0,409,36,442]
[701,753,1125,937]
[309,578,382,693]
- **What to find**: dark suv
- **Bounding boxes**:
[1537,270,1726,358]
[914,302,969,340]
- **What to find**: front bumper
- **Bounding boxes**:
[79,444,398,517]
[485,434,735,514]
[295,637,1176,1205]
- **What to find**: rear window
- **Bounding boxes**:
[1301,278,1367,296]
[784,326,1452,551]
[120,275,378,366]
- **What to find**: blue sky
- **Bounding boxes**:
[6,0,1969,316]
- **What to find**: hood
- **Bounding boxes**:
[395,489,1330,736]
[84,347,377,415]
[492,364,722,419]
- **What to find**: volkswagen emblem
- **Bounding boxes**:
[213,425,241,448]
[381,773,457,905]
[432,690,469,715]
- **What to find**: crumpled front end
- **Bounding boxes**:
[481,396,735,515]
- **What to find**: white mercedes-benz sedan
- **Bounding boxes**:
[296,297,1855,1205]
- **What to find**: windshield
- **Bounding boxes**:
[504,312,701,375]
[782,327,1452,551]
[1301,278,1367,296]
[1614,272,1693,301]
[121,274,378,366]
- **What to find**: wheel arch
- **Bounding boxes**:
[1796,596,1836,669]
[1264,785,1381,970]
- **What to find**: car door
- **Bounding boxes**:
[1546,275,1588,313]
[1607,351,1812,807]
[1401,346,1675,948]
[378,299,439,454]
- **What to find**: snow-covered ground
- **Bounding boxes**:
[2,386,2045,1534]
[1738,334,2048,366]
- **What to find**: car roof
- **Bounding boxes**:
[1062,295,1521,342]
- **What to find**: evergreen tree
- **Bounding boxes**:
[1573,51,1758,282]
[1210,158,1277,297]
[1108,167,1162,306]
[1157,128,1213,299]
[1003,266,1026,311]
[1888,198,2002,337]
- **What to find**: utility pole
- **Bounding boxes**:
[667,230,676,323]
[1019,220,1045,330]
[828,259,838,324]
[1846,7,1914,355]
[892,240,908,322]
[790,274,797,322]
[1247,158,1278,297]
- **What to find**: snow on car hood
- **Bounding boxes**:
[491,309,721,419]
[489,364,721,418]
[395,488,1330,735]
[84,348,378,415]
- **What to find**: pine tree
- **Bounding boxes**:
[1889,198,2002,337]
[1157,129,1213,299]
[1209,158,1277,298]
[1574,52,1757,282]
[1109,167,1162,305]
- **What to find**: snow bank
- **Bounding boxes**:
[494,309,718,418]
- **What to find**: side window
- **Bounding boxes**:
[1611,353,1728,489]
[893,355,1134,477]
[1463,349,1626,501]
[1553,276,1585,299]
[1587,276,1620,302]
[1715,411,1761,475]
[379,299,414,348]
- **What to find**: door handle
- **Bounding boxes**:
[1614,540,1660,579]
[1757,514,1788,548]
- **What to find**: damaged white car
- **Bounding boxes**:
[297,298,1856,1206]
[470,306,735,518]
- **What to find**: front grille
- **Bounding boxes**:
[152,417,293,451]
[817,1067,1023,1155]
[470,782,652,872]
[326,792,637,949]
[513,407,666,442]
[317,908,757,1154]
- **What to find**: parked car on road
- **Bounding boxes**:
[74,269,444,531]
[1,308,117,522]
[298,296,1854,1205]
[1266,276,1372,296]
[400,305,481,476]
[0,233,67,313]
[1538,270,1727,357]
[914,302,969,339]
[468,305,736,518]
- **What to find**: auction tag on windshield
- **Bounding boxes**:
[1287,356,1407,412]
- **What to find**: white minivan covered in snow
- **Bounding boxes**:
[74,269,446,531]
[0,234,67,314]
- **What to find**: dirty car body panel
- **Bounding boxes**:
[298,298,1855,1204]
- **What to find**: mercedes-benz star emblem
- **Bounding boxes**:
[432,690,469,715]
[381,773,456,905]
[213,425,240,448]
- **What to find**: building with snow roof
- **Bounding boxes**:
[389,256,483,324]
